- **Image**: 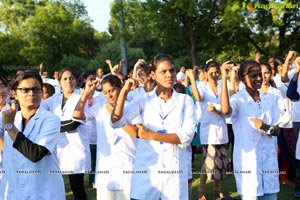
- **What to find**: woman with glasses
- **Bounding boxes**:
[0,71,65,199]
[220,60,280,200]
[41,68,90,200]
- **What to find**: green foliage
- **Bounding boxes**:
[0,33,27,67]
[0,0,299,75]
[59,54,88,74]
[0,0,100,73]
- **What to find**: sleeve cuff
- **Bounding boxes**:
[110,116,127,129]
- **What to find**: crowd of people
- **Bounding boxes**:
[0,51,299,200]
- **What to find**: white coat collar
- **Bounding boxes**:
[15,108,45,137]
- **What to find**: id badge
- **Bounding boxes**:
[157,129,166,144]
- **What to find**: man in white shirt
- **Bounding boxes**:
[176,66,186,85]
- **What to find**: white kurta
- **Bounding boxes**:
[40,93,91,173]
[198,82,228,145]
[0,110,65,200]
[112,89,196,200]
[229,89,280,196]
[85,99,136,196]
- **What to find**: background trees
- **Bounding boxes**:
[0,0,299,76]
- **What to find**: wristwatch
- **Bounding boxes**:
[4,123,14,131]
[266,126,274,136]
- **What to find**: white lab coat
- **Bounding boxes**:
[85,99,136,196]
[0,110,65,200]
[198,82,228,145]
[229,89,280,196]
[126,86,146,102]
[112,89,197,200]
[40,93,91,173]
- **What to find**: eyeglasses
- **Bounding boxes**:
[16,87,42,94]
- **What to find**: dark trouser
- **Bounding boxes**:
[226,124,234,170]
[294,122,300,192]
[294,122,300,139]
[68,173,87,200]
[89,144,97,187]
[295,160,300,192]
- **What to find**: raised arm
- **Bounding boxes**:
[185,69,202,102]
[106,59,114,74]
[73,80,100,120]
[39,63,43,76]
[220,61,232,114]
[111,78,139,123]
[118,59,126,73]
[281,50,297,83]
[229,66,240,96]
[132,59,146,79]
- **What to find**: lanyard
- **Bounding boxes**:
[158,99,175,145]
[158,100,175,129]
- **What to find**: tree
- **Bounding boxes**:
[221,0,300,58]
[0,0,100,72]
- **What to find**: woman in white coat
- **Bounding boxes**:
[111,54,197,200]
[0,71,65,200]
[221,60,280,200]
[41,68,90,200]
[74,75,137,200]
[192,61,229,200]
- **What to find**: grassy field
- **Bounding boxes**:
[190,151,294,200]
[64,147,294,200]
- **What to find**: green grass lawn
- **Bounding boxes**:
[190,149,294,200]
[64,147,294,200]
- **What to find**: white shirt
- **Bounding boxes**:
[85,99,136,193]
[42,78,61,94]
[40,93,91,173]
[112,89,196,200]
[176,71,186,82]
[288,69,300,122]
[126,87,147,102]
[271,78,293,128]
[229,89,280,196]
[198,83,228,144]
[0,110,65,200]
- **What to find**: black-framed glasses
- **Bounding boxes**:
[17,87,42,94]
